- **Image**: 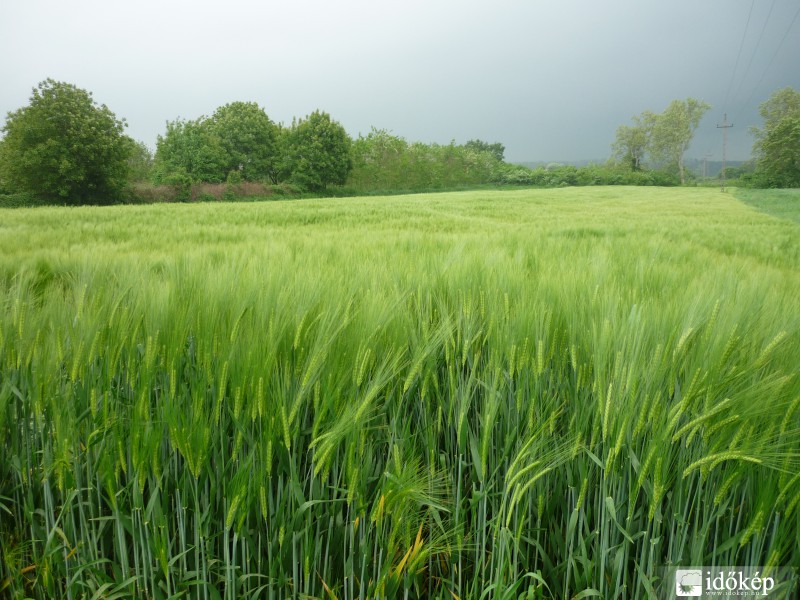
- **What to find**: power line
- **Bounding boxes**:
[723,0,756,112]
[742,3,800,110]
[730,0,776,109]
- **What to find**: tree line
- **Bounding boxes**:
[610,98,710,185]
[152,104,353,193]
[0,80,514,204]
[610,91,800,188]
[152,110,506,195]
[1,79,798,205]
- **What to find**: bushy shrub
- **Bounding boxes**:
[348,130,501,194]
[739,172,794,189]
[492,163,679,187]
[222,186,237,201]
[268,182,304,197]
[125,181,277,204]
[162,171,193,202]
[0,192,47,208]
[491,163,538,185]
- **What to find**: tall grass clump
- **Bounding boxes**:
[1,187,799,598]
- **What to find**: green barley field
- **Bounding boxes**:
[1,187,799,599]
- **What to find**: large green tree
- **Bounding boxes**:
[282,111,352,191]
[209,102,279,182]
[152,118,227,184]
[464,139,505,162]
[0,79,130,203]
[153,102,280,185]
[751,87,800,188]
[612,99,710,184]
[611,114,651,172]
[648,98,710,184]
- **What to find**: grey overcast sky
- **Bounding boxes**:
[1,0,798,163]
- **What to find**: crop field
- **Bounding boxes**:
[1,187,799,599]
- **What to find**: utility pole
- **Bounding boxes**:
[703,153,713,179]
[717,113,733,191]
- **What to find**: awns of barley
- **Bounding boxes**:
[1,189,799,599]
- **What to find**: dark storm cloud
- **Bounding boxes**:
[2,0,798,162]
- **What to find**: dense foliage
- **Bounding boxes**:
[610,118,648,172]
[464,139,505,161]
[0,79,131,203]
[1,188,798,598]
[611,98,711,184]
[153,108,350,193]
[153,117,229,185]
[280,111,353,191]
[492,163,679,187]
[747,87,800,188]
[152,102,279,186]
[211,102,279,183]
[125,139,154,183]
[347,129,499,193]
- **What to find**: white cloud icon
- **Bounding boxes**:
[676,570,703,596]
